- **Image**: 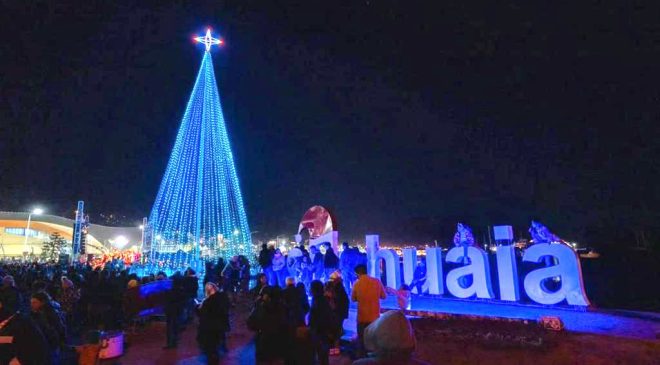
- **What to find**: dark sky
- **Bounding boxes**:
[1,1,659,246]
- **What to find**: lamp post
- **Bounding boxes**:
[23,207,44,259]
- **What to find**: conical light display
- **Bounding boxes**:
[149,29,252,270]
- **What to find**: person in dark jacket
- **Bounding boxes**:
[0,297,50,365]
[249,273,268,300]
[248,286,286,363]
[282,277,306,364]
[258,244,275,286]
[30,291,66,363]
[323,244,339,281]
[282,277,306,326]
[325,272,349,355]
[296,282,310,315]
[271,249,287,288]
[221,257,241,304]
[0,276,23,314]
[339,242,358,294]
[196,282,230,364]
[238,255,251,292]
[309,280,335,365]
[183,268,199,323]
[310,245,325,281]
[164,273,187,349]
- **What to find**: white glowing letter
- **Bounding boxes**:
[425,247,444,295]
[522,244,590,306]
[373,249,401,290]
[366,235,380,278]
[445,246,494,299]
[496,245,520,301]
[402,248,417,286]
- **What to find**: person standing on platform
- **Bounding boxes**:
[410,260,427,295]
[323,244,339,282]
[310,245,325,281]
[271,249,287,288]
[351,264,386,358]
[258,244,275,286]
[298,255,313,290]
[339,242,358,294]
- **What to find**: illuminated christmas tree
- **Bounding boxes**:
[149,29,252,270]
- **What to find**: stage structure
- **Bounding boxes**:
[149,29,253,270]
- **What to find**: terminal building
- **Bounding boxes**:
[0,211,142,257]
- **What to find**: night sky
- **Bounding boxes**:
[1,1,658,247]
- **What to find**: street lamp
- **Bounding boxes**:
[23,207,44,257]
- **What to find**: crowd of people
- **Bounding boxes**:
[0,262,145,364]
[0,241,420,365]
[258,242,366,295]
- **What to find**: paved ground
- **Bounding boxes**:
[379,296,660,339]
[102,296,354,365]
[100,294,660,364]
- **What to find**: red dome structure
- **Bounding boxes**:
[298,205,335,239]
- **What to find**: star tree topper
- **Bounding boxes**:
[194,28,223,52]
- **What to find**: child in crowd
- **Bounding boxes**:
[386,284,411,311]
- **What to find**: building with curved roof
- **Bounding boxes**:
[0,211,142,257]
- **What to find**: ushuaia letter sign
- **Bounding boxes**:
[366,224,591,307]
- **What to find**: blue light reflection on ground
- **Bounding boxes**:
[343,295,660,340]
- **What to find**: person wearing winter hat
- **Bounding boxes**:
[352,310,428,365]
[325,271,349,356]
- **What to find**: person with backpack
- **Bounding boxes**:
[309,280,336,365]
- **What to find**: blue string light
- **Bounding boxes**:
[149,29,253,272]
